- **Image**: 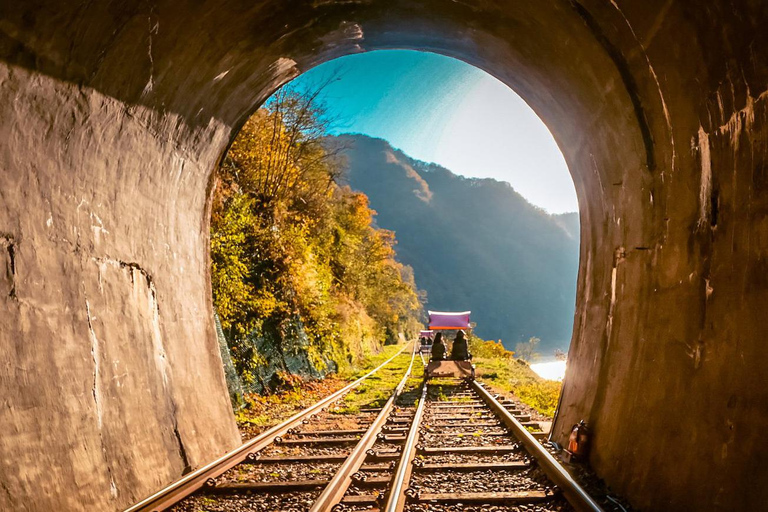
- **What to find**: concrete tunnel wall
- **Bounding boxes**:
[0,0,767,510]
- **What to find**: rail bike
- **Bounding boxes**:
[422,310,476,380]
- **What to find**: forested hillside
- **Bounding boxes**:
[337,134,580,354]
[210,93,423,393]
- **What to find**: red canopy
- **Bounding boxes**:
[428,311,471,330]
[419,330,434,338]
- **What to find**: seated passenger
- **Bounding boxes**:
[431,332,446,361]
[450,330,471,361]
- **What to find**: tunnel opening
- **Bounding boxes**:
[210,50,580,421]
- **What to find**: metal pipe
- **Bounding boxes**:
[384,384,428,512]
[471,380,604,512]
[309,347,417,511]
[124,342,413,512]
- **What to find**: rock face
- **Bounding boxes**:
[0,1,767,510]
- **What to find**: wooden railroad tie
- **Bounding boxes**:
[415,490,555,504]
[276,436,360,445]
[415,461,530,472]
[428,421,502,427]
[292,429,367,436]
[431,404,488,409]
[203,477,395,493]
[432,400,484,405]
[418,445,520,455]
[427,414,496,420]
[426,431,511,437]
[428,413,531,422]
[341,494,380,505]
[242,454,349,464]
[203,480,329,493]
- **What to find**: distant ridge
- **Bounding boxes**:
[335,134,580,354]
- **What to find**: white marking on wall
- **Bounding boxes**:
[147,273,170,388]
[213,69,231,82]
[715,89,768,150]
[606,265,618,347]
[85,299,103,429]
[697,125,712,228]
[270,57,299,79]
[142,9,159,96]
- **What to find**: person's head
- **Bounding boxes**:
[455,330,466,342]
[435,332,443,343]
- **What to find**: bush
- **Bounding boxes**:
[469,335,514,360]
[515,380,562,417]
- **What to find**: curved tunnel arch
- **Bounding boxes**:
[1,1,766,510]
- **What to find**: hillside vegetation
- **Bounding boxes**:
[210,91,423,393]
[470,337,562,416]
[338,135,580,354]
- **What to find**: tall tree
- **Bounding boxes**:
[211,87,423,387]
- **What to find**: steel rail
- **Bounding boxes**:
[383,383,428,512]
[471,380,604,512]
[124,342,412,512]
[309,346,418,511]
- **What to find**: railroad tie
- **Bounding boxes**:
[415,490,556,504]
[276,436,361,445]
[415,461,530,472]
[418,445,521,455]
[241,454,350,464]
[203,480,329,493]
[291,429,367,436]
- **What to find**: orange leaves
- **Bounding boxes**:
[213,86,423,389]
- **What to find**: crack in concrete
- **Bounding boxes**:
[173,425,191,474]
[85,298,119,499]
[1,233,17,299]
[92,257,157,298]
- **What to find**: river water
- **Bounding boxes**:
[529,360,567,381]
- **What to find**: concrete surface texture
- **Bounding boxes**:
[0,1,766,510]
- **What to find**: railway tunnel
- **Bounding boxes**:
[1,1,767,510]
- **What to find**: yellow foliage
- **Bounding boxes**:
[211,88,424,386]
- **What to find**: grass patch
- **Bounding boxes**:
[236,343,415,437]
[470,337,562,418]
[339,343,409,380]
[333,350,422,413]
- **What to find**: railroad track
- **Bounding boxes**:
[126,347,604,512]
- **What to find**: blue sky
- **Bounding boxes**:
[285,50,578,214]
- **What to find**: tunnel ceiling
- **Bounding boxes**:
[1,1,768,510]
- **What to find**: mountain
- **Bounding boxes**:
[335,134,580,355]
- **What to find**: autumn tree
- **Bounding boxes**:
[211,85,423,387]
[515,336,541,362]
